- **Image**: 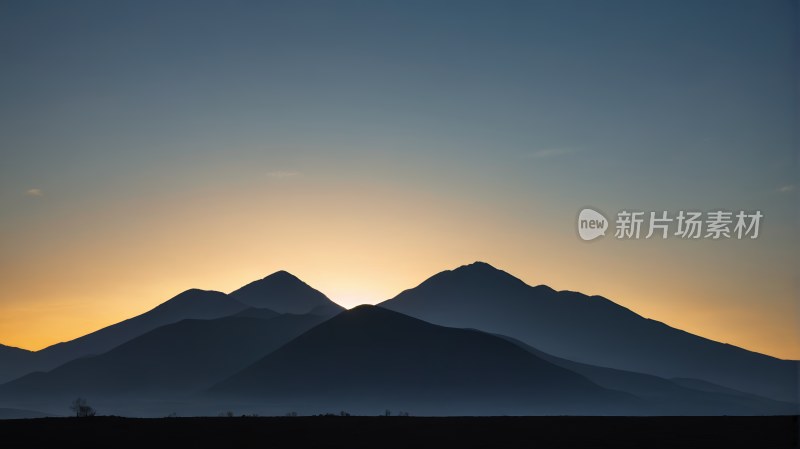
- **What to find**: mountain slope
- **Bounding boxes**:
[378,262,798,403]
[229,271,344,314]
[0,289,249,385]
[204,305,644,416]
[228,307,281,320]
[0,313,329,408]
[486,331,798,415]
[0,345,35,388]
[669,377,796,406]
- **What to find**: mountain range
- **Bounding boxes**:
[0,289,248,385]
[204,305,644,416]
[378,262,798,403]
[0,271,342,385]
[483,331,797,415]
[0,262,795,417]
[0,312,330,408]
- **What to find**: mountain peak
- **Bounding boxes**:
[132,289,250,321]
[419,262,529,289]
[156,288,236,305]
[229,270,344,314]
[157,289,237,308]
[455,261,496,270]
[261,270,297,281]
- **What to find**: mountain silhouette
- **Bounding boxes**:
[669,377,797,405]
[204,305,644,416]
[307,303,346,316]
[0,313,329,409]
[229,271,344,314]
[378,262,798,403]
[0,345,35,388]
[0,289,249,385]
[483,331,798,415]
[228,307,281,320]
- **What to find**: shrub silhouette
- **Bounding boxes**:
[285,411,297,417]
[68,398,96,418]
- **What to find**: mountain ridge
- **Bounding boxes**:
[0,313,330,410]
[0,271,340,385]
[378,261,798,402]
[480,330,798,415]
[0,289,249,385]
[204,305,645,416]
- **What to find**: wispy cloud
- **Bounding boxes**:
[25,189,42,196]
[778,185,794,193]
[267,171,298,178]
[527,148,574,158]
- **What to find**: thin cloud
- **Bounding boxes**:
[25,189,42,196]
[267,171,298,178]
[528,148,574,158]
[778,185,794,193]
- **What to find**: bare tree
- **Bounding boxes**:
[385,409,392,416]
[69,398,84,417]
[68,398,96,418]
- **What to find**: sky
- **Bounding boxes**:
[0,0,797,359]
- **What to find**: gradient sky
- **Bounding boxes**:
[1,1,797,359]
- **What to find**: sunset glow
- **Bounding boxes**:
[0,1,796,363]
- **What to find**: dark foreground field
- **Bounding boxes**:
[1,416,797,448]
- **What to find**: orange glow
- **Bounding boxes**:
[1,178,796,360]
